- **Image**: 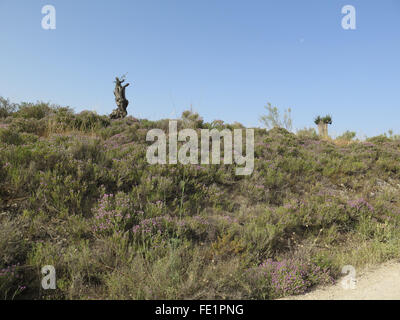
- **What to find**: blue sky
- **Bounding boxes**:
[0,0,399,137]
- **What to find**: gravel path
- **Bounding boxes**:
[282,261,400,300]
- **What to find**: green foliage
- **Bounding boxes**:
[2,97,400,300]
[0,129,24,145]
[314,115,332,125]
[259,103,292,131]
[10,118,47,136]
[73,111,110,132]
[47,107,76,132]
[296,127,318,139]
[181,110,204,129]
[14,102,53,120]
[0,217,28,299]
[367,135,391,144]
[337,130,356,141]
[0,97,18,118]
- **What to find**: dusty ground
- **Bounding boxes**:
[282,260,400,300]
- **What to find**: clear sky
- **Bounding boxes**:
[0,0,399,137]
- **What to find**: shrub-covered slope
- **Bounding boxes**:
[1,102,400,299]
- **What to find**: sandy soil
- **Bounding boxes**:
[281,260,400,300]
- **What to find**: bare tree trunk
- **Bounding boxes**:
[323,123,328,138]
[318,123,328,138]
[318,123,324,137]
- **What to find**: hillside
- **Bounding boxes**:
[1,101,400,300]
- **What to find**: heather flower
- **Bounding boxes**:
[92,192,133,235]
[131,215,189,244]
[347,198,374,212]
[254,258,334,298]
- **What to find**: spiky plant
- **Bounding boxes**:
[314,116,322,126]
[322,115,332,125]
[314,115,332,138]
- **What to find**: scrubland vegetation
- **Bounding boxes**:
[2,97,400,300]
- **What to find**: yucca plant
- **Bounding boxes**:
[314,115,332,138]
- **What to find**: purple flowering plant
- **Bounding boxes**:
[251,258,334,298]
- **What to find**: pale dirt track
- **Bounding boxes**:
[281,260,400,300]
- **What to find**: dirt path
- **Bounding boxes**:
[282,260,400,300]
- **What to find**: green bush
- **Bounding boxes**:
[10,118,47,136]
[367,135,391,144]
[337,131,356,141]
[14,102,53,120]
[296,127,318,139]
[0,97,18,118]
[73,111,110,132]
[0,129,24,145]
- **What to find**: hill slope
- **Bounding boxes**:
[1,104,400,299]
